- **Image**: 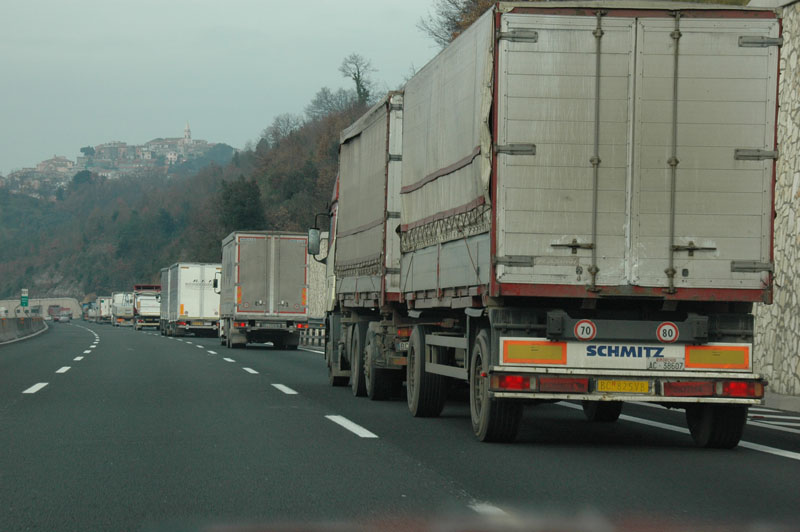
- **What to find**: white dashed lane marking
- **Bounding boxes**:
[207,351,217,355]
[325,415,378,438]
[55,367,71,374]
[272,384,298,395]
[223,358,235,363]
[74,356,84,361]
[83,350,91,354]
[22,383,49,394]
[243,367,259,374]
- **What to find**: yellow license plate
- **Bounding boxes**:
[191,321,203,326]
[596,379,650,394]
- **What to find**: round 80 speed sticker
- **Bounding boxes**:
[656,322,679,343]
[574,319,597,341]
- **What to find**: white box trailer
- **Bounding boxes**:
[159,268,170,334]
[133,284,161,330]
[164,263,221,337]
[95,296,112,324]
[312,1,778,447]
[111,292,134,327]
[219,231,309,349]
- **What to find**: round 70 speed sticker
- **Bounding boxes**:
[574,319,597,341]
[656,321,679,343]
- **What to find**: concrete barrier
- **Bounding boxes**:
[0,317,47,345]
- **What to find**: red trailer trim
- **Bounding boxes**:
[498,282,769,303]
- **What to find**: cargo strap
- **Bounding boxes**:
[664,12,682,294]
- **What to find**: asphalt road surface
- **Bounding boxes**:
[2,322,799,531]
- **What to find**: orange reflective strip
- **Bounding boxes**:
[503,340,567,365]
[685,345,749,370]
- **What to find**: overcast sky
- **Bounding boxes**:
[0,0,440,174]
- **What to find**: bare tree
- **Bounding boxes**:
[418,0,494,47]
[339,53,376,105]
[261,113,303,147]
[305,87,357,121]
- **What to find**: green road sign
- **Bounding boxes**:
[21,288,28,307]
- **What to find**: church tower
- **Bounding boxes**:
[183,122,192,144]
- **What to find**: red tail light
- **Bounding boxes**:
[178,321,187,326]
[539,377,589,393]
[663,381,714,397]
[236,322,247,328]
[396,327,412,338]
[296,323,308,329]
[491,375,531,390]
[717,381,763,398]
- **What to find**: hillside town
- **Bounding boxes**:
[0,123,223,199]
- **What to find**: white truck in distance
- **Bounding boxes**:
[161,263,221,337]
[218,231,309,349]
[111,292,134,327]
[133,284,161,330]
[309,1,778,448]
[95,296,112,324]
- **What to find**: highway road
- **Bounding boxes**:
[2,322,799,531]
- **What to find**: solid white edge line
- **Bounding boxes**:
[325,415,378,438]
[747,420,800,435]
[243,367,259,374]
[22,383,49,394]
[749,414,800,420]
[469,503,507,516]
[559,403,800,461]
[223,358,235,362]
[299,347,324,354]
[207,351,217,355]
[272,384,298,395]
[55,366,71,374]
[74,356,83,361]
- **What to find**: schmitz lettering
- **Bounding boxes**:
[586,345,664,358]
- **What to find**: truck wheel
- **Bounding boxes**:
[350,322,368,397]
[686,404,748,448]
[470,329,522,442]
[407,325,446,417]
[365,326,391,401]
[582,401,623,422]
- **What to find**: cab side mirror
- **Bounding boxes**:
[308,227,321,256]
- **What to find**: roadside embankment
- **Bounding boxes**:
[0,317,47,345]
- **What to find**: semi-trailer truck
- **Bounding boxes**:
[95,296,112,324]
[162,263,221,337]
[218,231,309,349]
[111,292,134,327]
[309,1,779,447]
[133,284,161,330]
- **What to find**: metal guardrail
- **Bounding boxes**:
[300,319,325,348]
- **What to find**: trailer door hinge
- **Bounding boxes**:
[498,29,538,43]
[734,149,778,161]
[738,36,783,48]
[495,144,536,156]
[730,261,774,273]
[388,154,402,162]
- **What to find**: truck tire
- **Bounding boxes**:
[407,325,447,417]
[350,322,368,397]
[364,326,392,401]
[685,404,748,449]
[470,329,522,442]
[582,401,623,422]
